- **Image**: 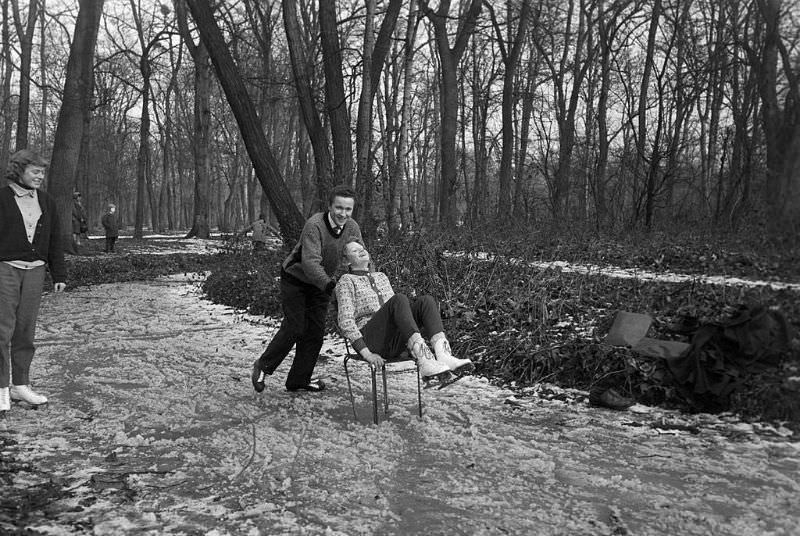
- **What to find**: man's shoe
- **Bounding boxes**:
[589,388,634,410]
[286,379,326,392]
[251,360,269,393]
[0,387,10,413]
[10,385,48,406]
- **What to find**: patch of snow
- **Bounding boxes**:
[445,250,800,292]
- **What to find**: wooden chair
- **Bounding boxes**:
[341,336,423,425]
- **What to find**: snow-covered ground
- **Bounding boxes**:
[78,235,227,256]
[2,274,798,535]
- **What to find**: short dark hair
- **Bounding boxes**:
[6,149,48,183]
[328,184,357,205]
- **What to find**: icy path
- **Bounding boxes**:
[2,276,798,535]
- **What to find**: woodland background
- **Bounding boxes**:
[1,0,799,247]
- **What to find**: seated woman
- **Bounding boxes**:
[335,241,473,380]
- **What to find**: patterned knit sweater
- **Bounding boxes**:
[336,271,394,352]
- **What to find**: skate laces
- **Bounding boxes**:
[440,339,453,357]
[411,339,435,362]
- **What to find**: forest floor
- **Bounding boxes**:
[1,237,799,535]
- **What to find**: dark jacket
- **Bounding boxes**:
[101,211,119,238]
[0,186,67,283]
[72,201,87,233]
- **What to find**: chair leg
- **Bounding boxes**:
[416,362,423,419]
[370,364,379,425]
[344,357,360,422]
[381,364,389,416]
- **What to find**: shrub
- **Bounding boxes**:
[201,249,284,316]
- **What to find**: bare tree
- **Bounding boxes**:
[282,0,333,210]
[382,0,420,233]
[533,0,593,221]
[319,0,352,186]
[11,0,39,150]
[125,0,170,237]
[175,0,213,238]
[355,0,403,231]
[185,0,304,243]
[630,0,661,226]
[0,0,14,172]
[420,0,482,225]
[751,0,800,233]
[49,0,104,253]
[489,0,531,222]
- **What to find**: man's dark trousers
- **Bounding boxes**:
[258,273,330,389]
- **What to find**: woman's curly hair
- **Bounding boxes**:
[5,149,48,184]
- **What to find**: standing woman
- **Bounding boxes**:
[0,149,67,415]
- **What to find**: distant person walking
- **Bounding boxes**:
[242,213,274,252]
[251,185,363,393]
[72,191,87,246]
[101,203,119,253]
[0,149,67,415]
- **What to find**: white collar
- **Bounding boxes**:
[9,182,37,198]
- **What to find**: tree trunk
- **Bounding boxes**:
[594,0,612,228]
[176,0,212,238]
[663,0,693,220]
[420,0,483,226]
[186,0,304,244]
[11,0,38,150]
[1,0,14,173]
[38,0,47,151]
[533,0,592,221]
[282,0,333,209]
[394,0,418,232]
[491,0,530,222]
[48,0,104,254]
[632,0,661,226]
[319,0,353,185]
[133,57,151,238]
[754,0,800,233]
[514,54,537,221]
[354,0,375,228]
[705,1,726,221]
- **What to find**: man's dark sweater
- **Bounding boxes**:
[0,185,67,283]
[281,212,362,293]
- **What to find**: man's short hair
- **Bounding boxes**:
[328,184,357,205]
[5,149,48,183]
